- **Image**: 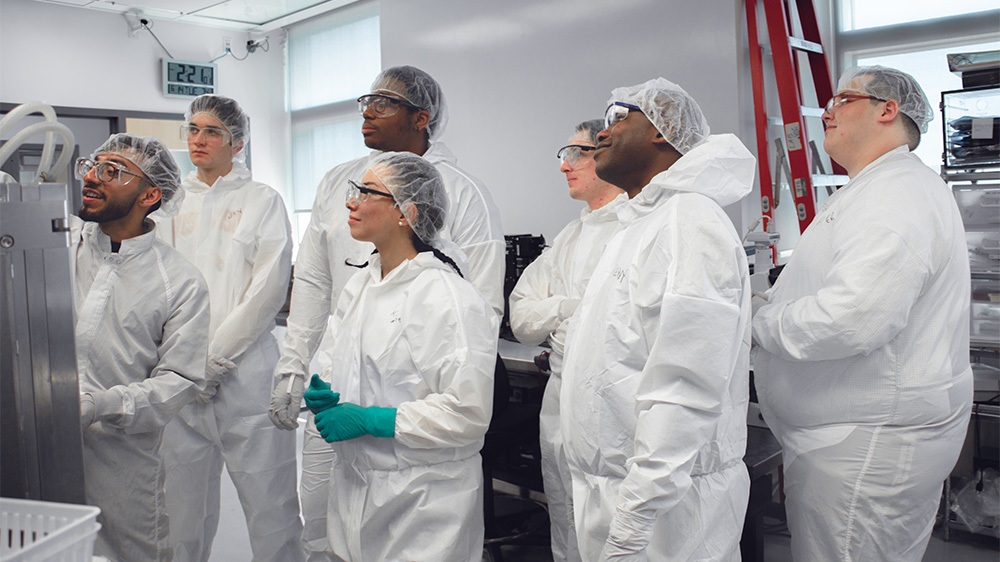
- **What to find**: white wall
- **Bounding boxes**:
[2,0,786,243]
[380,0,756,242]
[0,0,289,193]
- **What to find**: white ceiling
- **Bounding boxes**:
[32,0,357,31]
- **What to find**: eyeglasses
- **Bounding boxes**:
[357,94,421,118]
[823,93,887,114]
[75,157,145,186]
[346,179,395,204]
[180,124,231,144]
[605,102,642,130]
[557,144,597,164]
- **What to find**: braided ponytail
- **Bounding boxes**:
[411,234,463,278]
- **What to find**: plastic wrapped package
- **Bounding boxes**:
[950,468,1000,538]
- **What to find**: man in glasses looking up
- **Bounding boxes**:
[72,134,211,561]
[752,66,972,561]
[508,119,625,562]
[268,65,504,560]
[559,79,756,559]
[156,94,303,562]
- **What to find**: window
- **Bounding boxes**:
[855,41,1000,170]
[840,0,998,32]
[286,0,380,252]
[835,1,1000,171]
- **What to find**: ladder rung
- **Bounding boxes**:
[788,36,823,54]
[801,106,825,118]
[812,174,849,186]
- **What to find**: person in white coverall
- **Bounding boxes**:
[268,65,504,560]
[560,78,756,560]
[300,152,496,561]
[156,95,302,562]
[752,66,973,562]
[73,134,210,562]
[509,119,626,562]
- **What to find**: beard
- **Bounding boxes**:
[78,189,139,223]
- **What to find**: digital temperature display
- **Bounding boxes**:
[162,59,218,98]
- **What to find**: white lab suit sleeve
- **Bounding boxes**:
[605,212,746,558]
[509,248,567,345]
[109,268,211,434]
[753,199,931,362]
[394,278,498,449]
[275,178,335,379]
[209,193,292,362]
[461,237,506,320]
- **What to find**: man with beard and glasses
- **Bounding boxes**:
[72,133,211,562]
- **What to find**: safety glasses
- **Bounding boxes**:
[180,124,232,145]
[557,144,597,165]
[604,102,642,130]
[345,179,395,204]
[74,158,145,187]
[357,94,421,118]
[823,93,887,115]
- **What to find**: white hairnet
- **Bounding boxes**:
[369,152,448,245]
[186,94,250,163]
[838,65,933,133]
[608,78,710,154]
[370,66,449,140]
[92,133,184,216]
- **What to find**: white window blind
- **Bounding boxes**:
[286,0,380,252]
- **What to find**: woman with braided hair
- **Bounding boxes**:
[303,151,497,561]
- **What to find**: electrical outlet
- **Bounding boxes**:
[224,37,232,51]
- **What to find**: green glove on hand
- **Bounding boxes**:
[304,374,340,414]
[314,402,396,443]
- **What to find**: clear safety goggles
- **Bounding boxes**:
[180,124,231,144]
[345,179,395,204]
[74,157,145,186]
[357,94,421,118]
[823,92,887,115]
[604,101,642,130]
[557,144,597,165]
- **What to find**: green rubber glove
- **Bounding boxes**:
[314,402,396,443]
[304,374,340,414]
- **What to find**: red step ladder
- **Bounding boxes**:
[746,0,845,239]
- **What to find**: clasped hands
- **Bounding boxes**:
[304,374,396,443]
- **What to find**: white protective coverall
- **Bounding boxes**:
[561,134,755,560]
[753,146,973,561]
[321,252,497,561]
[508,191,628,562]
[276,141,504,559]
[72,217,210,562]
[156,161,301,562]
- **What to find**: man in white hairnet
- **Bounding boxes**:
[753,65,972,561]
[157,94,302,562]
[72,133,210,562]
[560,78,756,560]
[509,119,625,562]
[268,65,505,560]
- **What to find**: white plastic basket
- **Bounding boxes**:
[0,498,101,562]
